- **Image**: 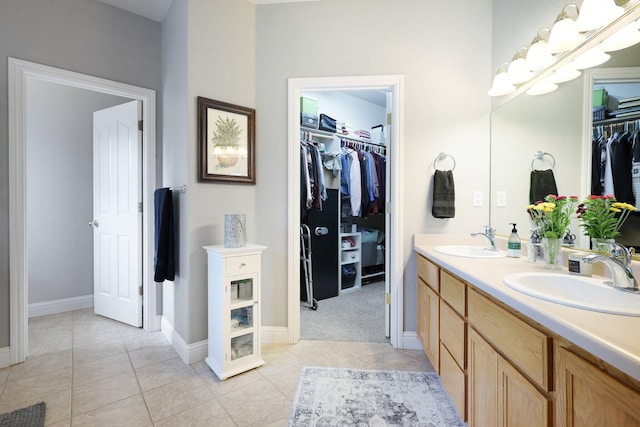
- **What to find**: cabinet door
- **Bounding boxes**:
[556,346,640,427]
[228,275,258,362]
[417,276,439,369]
[417,278,428,348]
[498,355,550,427]
[468,328,498,427]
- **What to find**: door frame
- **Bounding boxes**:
[287,75,405,348]
[8,58,158,364]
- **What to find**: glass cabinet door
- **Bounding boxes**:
[229,276,256,361]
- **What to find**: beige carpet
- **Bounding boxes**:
[300,281,388,343]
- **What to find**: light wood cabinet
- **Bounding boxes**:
[468,328,498,427]
[468,327,550,427]
[417,277,439,369]
[417,255,440,370]
[556,345,640,427]
[417,250,640,427]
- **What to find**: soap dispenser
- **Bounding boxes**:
[507,223,522,258]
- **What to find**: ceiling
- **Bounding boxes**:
[98,0,173,22]
[98,0,320,22]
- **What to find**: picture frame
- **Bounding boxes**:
[197,96,256,184]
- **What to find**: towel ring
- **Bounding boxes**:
[531,151,555,171]
[434,152,456,171]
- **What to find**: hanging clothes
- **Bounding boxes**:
[611,131,635,205]
[339,139,387,218]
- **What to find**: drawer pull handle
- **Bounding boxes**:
[239,262,246,268]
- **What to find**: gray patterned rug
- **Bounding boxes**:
[288,367,464,426]
[0,401,46,427]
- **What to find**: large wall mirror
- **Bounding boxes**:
[490,5,640,252]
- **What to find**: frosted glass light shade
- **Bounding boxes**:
[599,23,640,52]
[572,47,611,69]
[524,39,555,71]
[575,0,624,32]
[488,72,516,97]
[526,80,558,96]
[548,17,585,53]
[548,64,581,83]
[506,57,534,84]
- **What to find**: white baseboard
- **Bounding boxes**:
[161,317,208,364]
[402,331,422,350]
[0,347,10,368]
[261,326,289,344]
[28,295,93,318]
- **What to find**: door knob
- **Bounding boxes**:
[89,219,99,228]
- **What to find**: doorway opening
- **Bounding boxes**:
[8,58,158,365]
[287,75,405,348]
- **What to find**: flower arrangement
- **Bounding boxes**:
[527,194,579,239]
[575,195,637,239]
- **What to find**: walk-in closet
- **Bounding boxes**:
[299,90,391,343]
[592,81,640,251]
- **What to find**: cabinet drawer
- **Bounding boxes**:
[341,250,360,263]
[440,271,465,315]
[417,255,439,292]
[440,342,466,421]
[440,302,466,368]
[468,288,550,390]
[225,255,259,276]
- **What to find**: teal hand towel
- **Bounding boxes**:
[432,170,455,218]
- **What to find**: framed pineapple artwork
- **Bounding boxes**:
[197,96,256,184]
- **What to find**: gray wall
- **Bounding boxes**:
[0,0,161,348]
[26,79,130,304]
[161,0,257,344]
[254,0,493,333]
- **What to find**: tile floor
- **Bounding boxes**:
[0,309,434,426]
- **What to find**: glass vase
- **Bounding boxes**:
[542,237,563,270]
[591,238,615,254]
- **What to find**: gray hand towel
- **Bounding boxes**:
[529,169,558,204]
[432,170,455,218]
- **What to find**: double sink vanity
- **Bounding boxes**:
[414,233,640,426]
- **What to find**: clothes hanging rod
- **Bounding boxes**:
[339,135,387,148]
[170,185,187,193]
[593,114,640,126]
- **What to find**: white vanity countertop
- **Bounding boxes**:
[414,233,640,382]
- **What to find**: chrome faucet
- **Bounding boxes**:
[583,243,638,293]
[470,226,496,250]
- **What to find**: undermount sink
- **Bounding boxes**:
[503,272,640,316]
[433,245,506,259]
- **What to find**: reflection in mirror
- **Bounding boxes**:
[490,42,640,251]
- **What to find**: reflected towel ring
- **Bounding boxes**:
[434,152,456,171]
[531,151,555,171]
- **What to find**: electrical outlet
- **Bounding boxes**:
[497,191,507,207]
[473,191,483,207]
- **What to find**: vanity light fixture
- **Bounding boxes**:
[524,29,555,71]
[526,79,558,96]
[506,47,534,84]
[488,64,516,96]
[488,1,639,97]
[572,46,611,69]
[574,0,624,32]
[548,4,585,54]
[599,21,640,51]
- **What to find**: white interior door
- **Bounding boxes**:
[92,100,142,327]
